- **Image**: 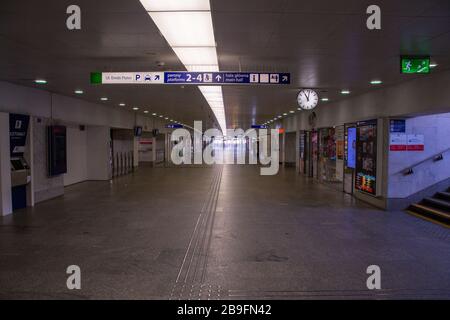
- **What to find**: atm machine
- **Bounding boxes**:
[9,113,31,211]
[10,157,31,210]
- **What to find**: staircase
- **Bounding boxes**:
[407,188,450,227]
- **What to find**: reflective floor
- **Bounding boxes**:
[1,166,449,299]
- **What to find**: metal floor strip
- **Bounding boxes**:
[170,167,223,300]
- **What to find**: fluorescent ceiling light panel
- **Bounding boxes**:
[188,65,219,72]
[172,47,218,66]
[140,0,210,11]
[148,12,215,47]
[142,0,226,133]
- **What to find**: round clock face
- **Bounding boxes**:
[297,89,319,110]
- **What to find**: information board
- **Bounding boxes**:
[91,72,290,86]
[389,119,406,133]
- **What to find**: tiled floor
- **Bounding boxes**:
[0,166,449,299]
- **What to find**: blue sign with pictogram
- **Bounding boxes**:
[164,72,290,85]
[166,124,184,129]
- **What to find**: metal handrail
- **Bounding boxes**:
[398,147,450,175]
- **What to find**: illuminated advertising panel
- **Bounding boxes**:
[347,127,356,169]
[355,120,377,195]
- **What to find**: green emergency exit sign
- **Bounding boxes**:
[90,72,102,84]
[401,56,430,74]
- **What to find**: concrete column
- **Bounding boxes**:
[25,117,35,207]
[295,130,300,173]
[152,136,156,166]
[87,126,112,180]
[133,136,139,168]
[0,112,12,216]
[165,133,171,165]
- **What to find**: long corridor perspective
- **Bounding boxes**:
[1,166,449,299]
[1,0,450,307]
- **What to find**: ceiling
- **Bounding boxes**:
[1,0,450,129]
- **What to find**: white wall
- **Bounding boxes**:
[0,81,172,207]
[0,81,167,132]
[87,126,111,181]
[279,69,450,132]
[64,126,88,186]
[388,113,450,198]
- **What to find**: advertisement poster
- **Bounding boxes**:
[9,113,30,157]
[346,127,356,169]
[355,120,377,195]
[335,126,344,160]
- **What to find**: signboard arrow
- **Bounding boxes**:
[91,72,291,85]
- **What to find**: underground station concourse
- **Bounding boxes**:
[0,0,450,303]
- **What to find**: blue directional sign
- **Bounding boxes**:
[251,125,268,129]
[92,71,290,85]
[166,124,183,129]
[389,119,406,133]
[164,72,290,85]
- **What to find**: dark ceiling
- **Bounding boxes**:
[1,0,449,129]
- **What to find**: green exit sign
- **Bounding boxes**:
[401,56,430,74]
[90,72,102,84]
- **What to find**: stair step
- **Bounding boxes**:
[423,197,450,211]
[436,191,450,201]
[408,204,450,226]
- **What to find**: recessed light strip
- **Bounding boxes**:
[140,0,226,134]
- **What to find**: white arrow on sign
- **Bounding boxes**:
[215,75,222,82]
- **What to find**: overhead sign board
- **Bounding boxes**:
[91,72,290,85]
[166,124,183,129]
[91,72,164,84]
[401,56,430,74]
[251,125,268,129]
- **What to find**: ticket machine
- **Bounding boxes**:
[9,113,31,211]
[10,157,31,210]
